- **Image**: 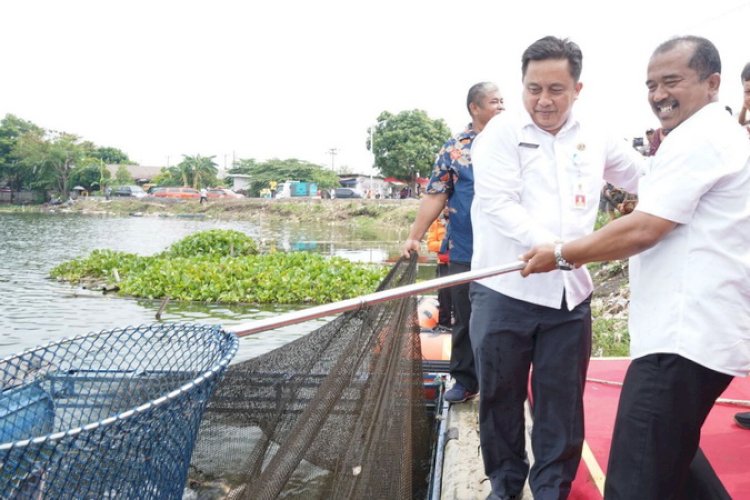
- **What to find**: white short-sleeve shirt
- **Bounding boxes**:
[629,102,750,376]
[471,109,644,309]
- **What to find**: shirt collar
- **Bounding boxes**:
[520,109,580,137]
[458,123,478,140]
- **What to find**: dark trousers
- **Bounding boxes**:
[469,283,591,500]
[604,354,733,500]
[437,262,452,327]
[448,261,477,392]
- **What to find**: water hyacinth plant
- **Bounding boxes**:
[50,229,388,305]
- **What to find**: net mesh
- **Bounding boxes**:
[189,255,432,499]
[0,323,237,499]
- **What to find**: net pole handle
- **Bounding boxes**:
[231,260,525,338]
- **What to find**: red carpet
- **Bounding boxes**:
[570,358,750,499]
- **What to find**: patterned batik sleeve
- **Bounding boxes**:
[425,139,455,195]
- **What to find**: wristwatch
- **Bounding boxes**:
[554,242,573,271]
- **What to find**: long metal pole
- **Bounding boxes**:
[231,260,525,337]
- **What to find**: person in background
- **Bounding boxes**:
[401,81,505,404]
[647,127,667,155]
[520,35,750,499]
[644,128,656,153]
[736,62,750,135]
[425,206,452,331]
[470,36,644,499]
[199,187,208,204]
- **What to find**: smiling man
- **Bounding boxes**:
[521,36,750,498]
[469,36,644,500]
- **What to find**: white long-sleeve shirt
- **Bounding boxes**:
[630,102,750,376]
[471,109,644,310]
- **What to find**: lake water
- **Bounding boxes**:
[0,211,423,363]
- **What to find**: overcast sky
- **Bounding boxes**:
[2,0,748,174]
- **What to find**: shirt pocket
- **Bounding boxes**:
[519,148,549,185]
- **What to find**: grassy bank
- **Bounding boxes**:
[0,196,420,229]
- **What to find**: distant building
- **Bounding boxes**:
[338,175,390,198]
[106,164,164,184]
[226,174,252,192]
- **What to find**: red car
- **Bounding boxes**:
[151,187,201,199]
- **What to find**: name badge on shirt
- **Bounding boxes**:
[572,144,587,209]
[573,183,586,209]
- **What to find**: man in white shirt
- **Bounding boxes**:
[470,36,643,499]
[521,36,750,499]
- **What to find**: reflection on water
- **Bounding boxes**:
[0,212,410,361]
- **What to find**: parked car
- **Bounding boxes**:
[334,187,362,199]
[151,187,201,199]
[206,188,244,199]
[111,185,147,198]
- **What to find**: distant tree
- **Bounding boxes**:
[152,155,219,188]
[0,114,132,196]
[114,165,133,185]
[229,158,260,176]
[151,166,182,187]
[233,158,339,196]
[336,164,356,175]
[0,114,44,190]
[70,163,111,191]
[93,146,131,164]
[189,155,218,188]
[367,109,451,185]
[14,131,86,195]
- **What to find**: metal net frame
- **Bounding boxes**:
[0,323,238,499]
[189,256,432,499]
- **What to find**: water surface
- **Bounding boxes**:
[0,212,412,362]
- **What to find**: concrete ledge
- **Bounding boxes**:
[440,396,533,499]
[440,397,491,499]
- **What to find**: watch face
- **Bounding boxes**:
[554,244,572,270]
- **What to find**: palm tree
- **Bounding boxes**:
[176,155,218,188]
[191,155,218,189]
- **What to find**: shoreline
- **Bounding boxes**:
[0,197,420,228]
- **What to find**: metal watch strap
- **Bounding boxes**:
[554,242,573,271]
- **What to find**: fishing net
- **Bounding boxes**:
[0,324,237,499]
[188,255,433,499]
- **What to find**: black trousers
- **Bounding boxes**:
[448,261,477,392]
[437,262,452,327]
[604,353,733,500]
[469,283,591,500]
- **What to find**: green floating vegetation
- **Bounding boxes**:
[162,229,259,258]
[50,229,388,305]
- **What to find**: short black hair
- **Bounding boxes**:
[652,36,721,80]
[466,82,499,114]
[521,36,583,82]
[741,62,750,82]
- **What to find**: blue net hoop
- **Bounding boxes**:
[0,323,238,499]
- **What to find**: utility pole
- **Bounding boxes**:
[327,148,338,171]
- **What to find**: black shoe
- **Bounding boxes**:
[735,411,750,429]
[444,382,478,403]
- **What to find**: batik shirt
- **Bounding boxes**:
[426,124,476,264]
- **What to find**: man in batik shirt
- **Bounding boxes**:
[401,81,504,403]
